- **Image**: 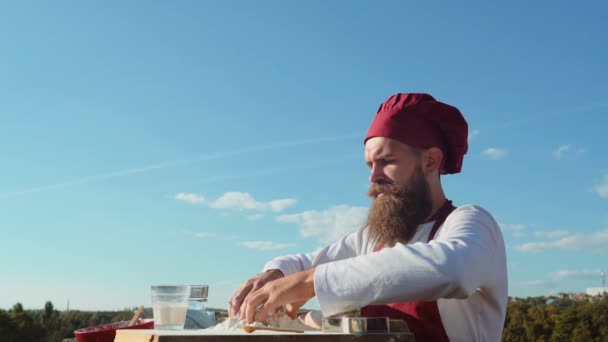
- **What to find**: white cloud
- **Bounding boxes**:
[217,235,240,241]
[240,241,296,251]
[269,199,298,212]
[512,231,527,238]
[534,230,569,238]
[552,144,571,160]
[210,192,264,210]
[277,205,368,244]
[594,175,608,199]
[552,144,585,160]
[513,270,602,295]
[175,192,205,204]
[247,214,265,221]
[508,261,520,269]
[500,223,529,231]
[468,129,480,141]
[482,148,508,160]
[194,232,214,238]
[520,280,547,287]
[209,192,296,212]
[0,133,361,199]
[550,269,602,280]
[516,230,608,253]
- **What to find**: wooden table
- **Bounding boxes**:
[114,329,415,342]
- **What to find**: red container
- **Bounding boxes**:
[74,319,154,342]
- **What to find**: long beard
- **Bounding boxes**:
[366,167,432,247]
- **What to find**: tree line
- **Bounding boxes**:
[0,301,133,342]
[503,296,608,341]
[1,297,607,341]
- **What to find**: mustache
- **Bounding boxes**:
[367,182,401,198]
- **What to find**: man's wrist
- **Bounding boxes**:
[306,267,316,296]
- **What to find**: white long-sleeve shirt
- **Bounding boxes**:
[263,204,508,342]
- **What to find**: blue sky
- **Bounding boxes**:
[1,1,607,311]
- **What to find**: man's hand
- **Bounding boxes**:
[240,268,316,323]
[228,269,284,317]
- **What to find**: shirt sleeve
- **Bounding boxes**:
[262,226,372,276]
[314,205,506,316]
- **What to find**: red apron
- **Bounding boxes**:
[360,200,456,342]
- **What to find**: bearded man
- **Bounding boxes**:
[229,93,508,341]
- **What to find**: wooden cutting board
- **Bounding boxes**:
[114,329,414,342]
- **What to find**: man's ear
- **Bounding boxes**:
[421,147,444,175]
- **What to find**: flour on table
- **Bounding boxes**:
[206,312,314,333]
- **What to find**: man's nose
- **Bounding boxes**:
[369,164,387,183]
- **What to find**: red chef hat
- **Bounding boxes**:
[364,93,468,174]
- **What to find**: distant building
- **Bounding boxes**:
[546,299,557,305]
[587,287,607,296]
[572,293,589,301]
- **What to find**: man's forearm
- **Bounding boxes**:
[263,252,315,276]
[263,229,366,276]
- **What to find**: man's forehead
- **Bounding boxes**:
[365,137,411,158]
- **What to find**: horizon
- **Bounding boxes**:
[1,1,607,312]
[4,291,607,312]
